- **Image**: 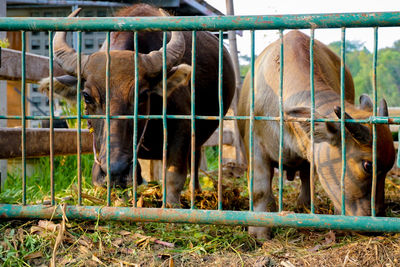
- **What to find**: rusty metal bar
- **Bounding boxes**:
[132,31,139,208]
[21,31,26,205]
[77,31,82,206]
[1,12,400,31]
[248,30,255,212]
[162,32,168,208]
[340,27,347,215]
[1,204,400,232]
[371,27,378,217]
[217,30,224,211]
[105,31,111,207]
[278,29,284,212]
[309,28,316,214]
[190,30,196,209]
[48,31,55,206]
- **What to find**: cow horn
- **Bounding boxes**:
[142,9,185,77]
[359,94,373,112]
[53,8,89,76]
[378,98,389,117]
[334,106,371,144]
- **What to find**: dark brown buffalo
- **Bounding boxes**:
[40,4,235,206]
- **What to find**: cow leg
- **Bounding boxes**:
[248,144,276,240]
[192,147,202,193]
[165,142,189,208]
[297,167,311,209]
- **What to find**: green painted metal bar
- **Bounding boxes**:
[340,28,347,215]
[161,32,168,208]
[2,114,399,124]
[398,131,400,168]
[105,32,111,207]
[77,31,82,206]
[132,32,139,208]
[48,31,55,206]
[217,30,224,211]
[371,27,378,217]
[278,29,284,213]
[190,31,196,210]
[309,28,316,214]
[21,31,26,206]
[1,12,400,31]
[1,204,399,232]
[248,30,255,212]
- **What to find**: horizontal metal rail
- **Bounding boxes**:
[1,114,400,124]
[1,12,399,233]
[0,204,399,232]
[0,12,400,31]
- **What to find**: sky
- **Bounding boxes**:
[205,0,400,58]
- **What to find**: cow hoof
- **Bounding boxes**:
[166,201,181,209]
[248,226,272,241]
[296,196,310,211]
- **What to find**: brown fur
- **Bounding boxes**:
[238,30,395,240]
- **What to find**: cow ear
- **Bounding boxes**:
[154,64,192,98]
[285,106,340,146]
[39,75,80,103]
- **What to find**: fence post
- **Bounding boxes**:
[0,0,7,189]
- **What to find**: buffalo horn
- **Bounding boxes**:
[53,8,89,76]
[378,99,389,117]
[142,9,185,77]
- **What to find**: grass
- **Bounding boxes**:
[0,152,399,266]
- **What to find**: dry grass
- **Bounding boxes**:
[0,169,399,266]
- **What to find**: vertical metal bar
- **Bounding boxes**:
[105,31,111,207]
[278,29,284,213]
[77,31,82,206]
[21,31,26,205]
[340,27,347,216]
[217,30,224,211]
[248,30,255,212]
[49,31,55,206]
[190,30,196,210]
[161,31,168,208]
[132,31,139,208]
[371,27,378,217]
[309,28,316,214]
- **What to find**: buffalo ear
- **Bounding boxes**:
[39,75,80,103]
[333,106,371,144]
[285,106,340,146]
[359,94,373,112]
[153,64,192,98]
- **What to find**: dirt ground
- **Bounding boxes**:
[0,170,399,266]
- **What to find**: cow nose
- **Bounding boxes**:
[101,160,131,178]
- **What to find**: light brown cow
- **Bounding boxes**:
[238,30,395,239]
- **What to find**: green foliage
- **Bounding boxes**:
[328,40,400,106]
[1,155,94,204]
[0,38,9,48]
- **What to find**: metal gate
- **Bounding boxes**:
[0,12,400,232]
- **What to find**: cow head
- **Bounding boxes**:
[42,8,191,188]
[287,95,395,216]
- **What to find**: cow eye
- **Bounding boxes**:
[362,160,373,174]
[82,92,94,104]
